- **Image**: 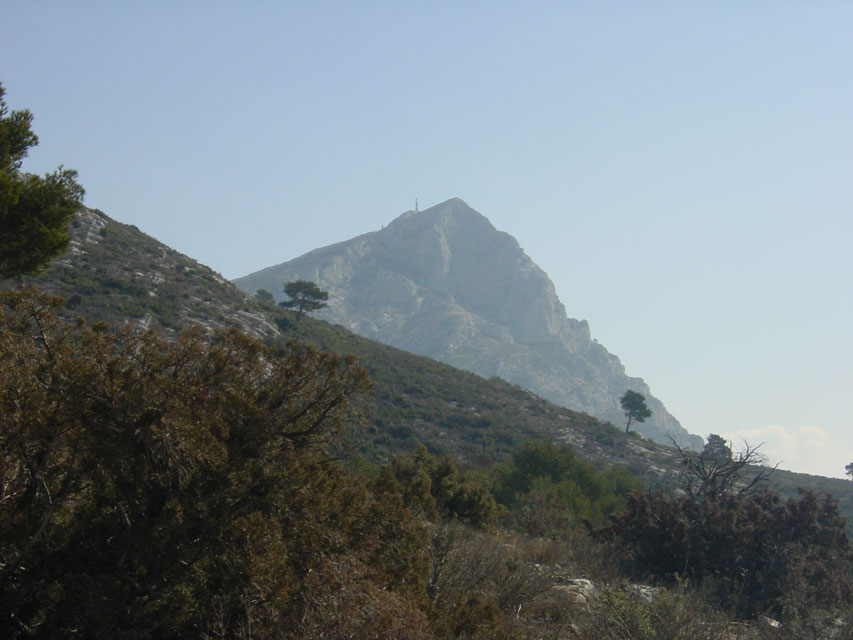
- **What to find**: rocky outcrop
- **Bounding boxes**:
[235,198,701,448]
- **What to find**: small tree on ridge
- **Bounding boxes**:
[279,280,328,320]
[619,390,651,434]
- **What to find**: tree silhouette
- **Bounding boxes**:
[279,280,328,320]
[254,288,274,304]
[672,434,776,504]
[619,390,651,433]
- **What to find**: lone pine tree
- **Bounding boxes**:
[619,390,652,434]
[279,280,329,320]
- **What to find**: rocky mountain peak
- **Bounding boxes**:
[235,199,701,448]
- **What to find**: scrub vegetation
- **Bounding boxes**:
[1,287,851,638]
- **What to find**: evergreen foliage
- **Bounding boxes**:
[390,446,498,528]
[0,83,84,279]
[619,390,652,433]
[279,280,328,320]
[492,440,641,533]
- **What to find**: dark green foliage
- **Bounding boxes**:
[391,446,498,528]
[606,489,852,618]
[255,287,274,303]
[620,389,652,433]
[591,422,621,447]
[0,82,84,278]
[439,593,504,639]
[0,288,642,638]
[493,440,641,533]
[279,279,328,320]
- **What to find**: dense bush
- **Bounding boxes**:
[0,287,434,638]
[603,486,852,618]
[390,446,498,528]
[492,439,642,533]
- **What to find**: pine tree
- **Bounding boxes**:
[0,82,84,279]
[619,390,651,433]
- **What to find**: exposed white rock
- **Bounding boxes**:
[629,584,661,604]
[235,198,700,448]
[553,578,598,605]
[758,615,782,630]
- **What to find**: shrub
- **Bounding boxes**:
[602,489,852,619]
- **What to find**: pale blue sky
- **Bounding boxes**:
[3,2,851,477]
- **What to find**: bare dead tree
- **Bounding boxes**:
[670,434,778,504]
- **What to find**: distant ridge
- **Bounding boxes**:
[235,198,702,449]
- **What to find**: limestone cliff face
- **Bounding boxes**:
[235,198,701,448]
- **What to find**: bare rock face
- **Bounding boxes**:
[235,198,701,448]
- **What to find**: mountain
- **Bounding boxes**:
[9,205,850,528]
[235,198,702,449]
[7,206,672,468]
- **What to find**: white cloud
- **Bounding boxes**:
[720,424,847,479]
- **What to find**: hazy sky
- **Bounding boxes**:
[3,3,851,478]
